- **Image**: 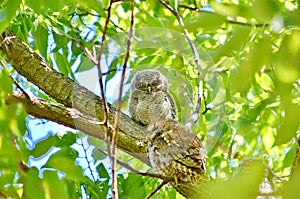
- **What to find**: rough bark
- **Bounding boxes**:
[5,92,149,165]
[0,29,205,198]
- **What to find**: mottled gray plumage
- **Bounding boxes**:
[147,119,207,184]
[129,70,177,126]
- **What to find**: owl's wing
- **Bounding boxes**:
[129,89,139,119]
[167,130,206,172]
[149,121,206,173]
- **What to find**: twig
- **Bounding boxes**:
[201,91,211,114]
[1,60,30,99]
[111,0,134,198]
[145,180,169,199]
[9,75,31,100]
[95,0,114,196]
[292,136,300,174]
[78,138,97,182]
[97,148,168,180]
[174,2,268,27]
[70,11,126,32]
[159,0,203,130]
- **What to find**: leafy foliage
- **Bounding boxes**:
[0,0,300,198]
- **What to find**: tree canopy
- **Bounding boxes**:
[0,0,300,198]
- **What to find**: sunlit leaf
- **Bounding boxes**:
[277,167,300,198]
[282,144,297,169]
[230,37,272,94]
[43,170,69,199]
[204,159,265,199]
[275,104,300,145]
[76,56,95,72]
[0,0,21,34]
[252,0,279,20]
[32,23,49,58]
[24,168,46,199]
[261,126,274,150]
[119,173,146,199]
[256,73,274,92]
[185,12,226,31]
[212,26,252,62]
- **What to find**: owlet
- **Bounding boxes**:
[129,70,177,126]
[147,119,207,184]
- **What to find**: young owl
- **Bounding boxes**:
[129,70,177,126]
[147,119,207,184]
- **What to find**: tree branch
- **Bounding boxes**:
[95,0,116,195]
[292,136,300,174]
[5,92,149,165]
[111,0,134,196]
[0,29,145,137]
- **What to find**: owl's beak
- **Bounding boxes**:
[147,86,152,93]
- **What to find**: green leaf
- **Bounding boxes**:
[256,73,274,92]
[32,135,59,158]
[260,126,274,150]
[230,37,272,94]
[0,68,12,95]
[210,2,241,17]
[96,179,110,198]
[252,0,279,20]
[52,33,69,52]
[54,52,71,76]
[275,104,300,145]
[204,159,265,199]
[248,96,274,120]
[96,163,110,179]
[212,26,252,62]
[24,168,46,199]
[32,23,49,58]
[56,132,77,148]
[0,139,16,169]
[185,12,226,31]
[43,170,69,199]
[120,173,146,199]
[43,148,83,181]
[282,144,297,169]
[277,167,300,198]
[7,103,27,136]
[145,13,165,28]
[274,31,300,84]
[92,147,107,160]
[105,57,119,87]
[76,56,95,72]
[0,0,21,34]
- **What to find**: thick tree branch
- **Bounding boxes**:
[0,29,146,138]
[6,92,149,165]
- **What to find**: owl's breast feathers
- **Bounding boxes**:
[129,90,177,126]
[147,119,207,184]
[128,70,177,126]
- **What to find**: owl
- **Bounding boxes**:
[147,119,207,184]
[128,70,177,126]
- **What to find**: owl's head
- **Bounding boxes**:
[131,70,169,92]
